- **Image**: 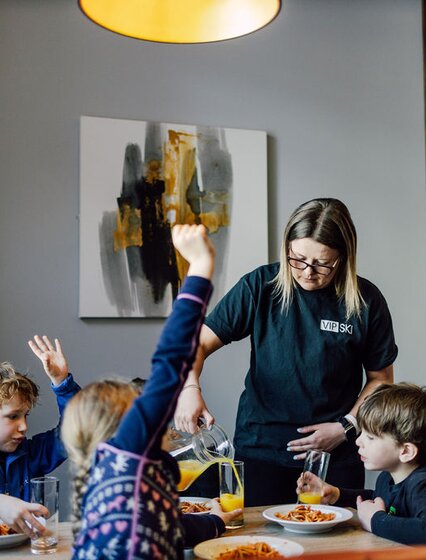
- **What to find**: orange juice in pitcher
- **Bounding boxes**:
[176,459,211,491]
[169,424,234,491]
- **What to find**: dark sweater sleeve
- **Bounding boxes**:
[371,512,426,545]
[113,276,212,454]
[371,473,426,545]
[181,514,226,548]
[336,488,373,508]
[26,373,81,475]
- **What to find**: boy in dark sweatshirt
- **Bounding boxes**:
[297,382,426,545]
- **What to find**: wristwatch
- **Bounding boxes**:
[337,416,357,441]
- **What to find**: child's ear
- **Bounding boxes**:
[399,442,418,464]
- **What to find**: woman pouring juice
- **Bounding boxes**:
[174,199,397,506]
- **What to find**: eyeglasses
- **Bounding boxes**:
[287,256,339,276]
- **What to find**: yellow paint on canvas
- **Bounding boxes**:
[113,204,142,251]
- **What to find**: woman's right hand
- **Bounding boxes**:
[174,386,215,433]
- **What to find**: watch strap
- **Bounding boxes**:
[337,416,356,441]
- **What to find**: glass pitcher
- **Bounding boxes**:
[169,424,235,491]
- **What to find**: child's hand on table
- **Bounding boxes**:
[356,495,385,532]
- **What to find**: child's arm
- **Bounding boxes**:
[296,472,340,504]
[296,472,373,507]
[360,478,426,545]
[25,336,81,485]
[0,494,48,537]
[114,225,215,454]
[181,499,243,548]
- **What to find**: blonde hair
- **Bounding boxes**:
[358,383,426,465]
[0,362,39,408]
[272,198,364,319]
[61,379,138,537]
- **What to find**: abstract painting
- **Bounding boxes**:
[79,116,267,317]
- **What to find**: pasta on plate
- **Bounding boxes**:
[180,501,212,514]
[217,542,287,559]
[0,524,13,536]
[275,505,336,523]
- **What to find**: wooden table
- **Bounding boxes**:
[186,506,406,559]
[1,523,73,559]
[1,507,407,558]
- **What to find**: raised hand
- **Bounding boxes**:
[172,224,215,280]
[0,495,48,537]
[28,335,68,387]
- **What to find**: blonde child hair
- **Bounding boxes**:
[0,361,39,408]
[61,379,139,536]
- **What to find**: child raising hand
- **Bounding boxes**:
[0,336,80,536]
[62,225,241,560]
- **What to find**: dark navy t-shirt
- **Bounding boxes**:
[205,263,398,467]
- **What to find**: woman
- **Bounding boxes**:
[174,199,397,506]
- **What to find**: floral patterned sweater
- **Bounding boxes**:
[72,276,225,560]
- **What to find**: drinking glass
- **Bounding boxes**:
[219,460,244,528]
[298,450,330,504]
[30,476,59,554]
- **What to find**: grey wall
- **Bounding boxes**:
[1,0,425,518]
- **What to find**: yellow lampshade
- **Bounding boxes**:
[78,0,281,44]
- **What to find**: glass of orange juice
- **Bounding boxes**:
[298,450,330,504]
[220,460,244,528]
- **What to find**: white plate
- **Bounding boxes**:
[194,535,304,559]
[263,504,353,534]
[0,532,29,549]
[179,496,213,514]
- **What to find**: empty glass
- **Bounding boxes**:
[30,476,59,554]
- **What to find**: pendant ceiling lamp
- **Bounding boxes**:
[79,0,281,44]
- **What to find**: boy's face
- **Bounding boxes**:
[356,430,402,473]
[0,394,30,453]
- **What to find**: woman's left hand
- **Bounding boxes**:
[287,422,347,460]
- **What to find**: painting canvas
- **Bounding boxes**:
[79,116,268,318]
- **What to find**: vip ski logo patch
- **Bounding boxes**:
[320,320,353,334]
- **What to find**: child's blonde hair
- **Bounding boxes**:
[61,379,139,536]
[0,362,39,408]
[357,382,426,465]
